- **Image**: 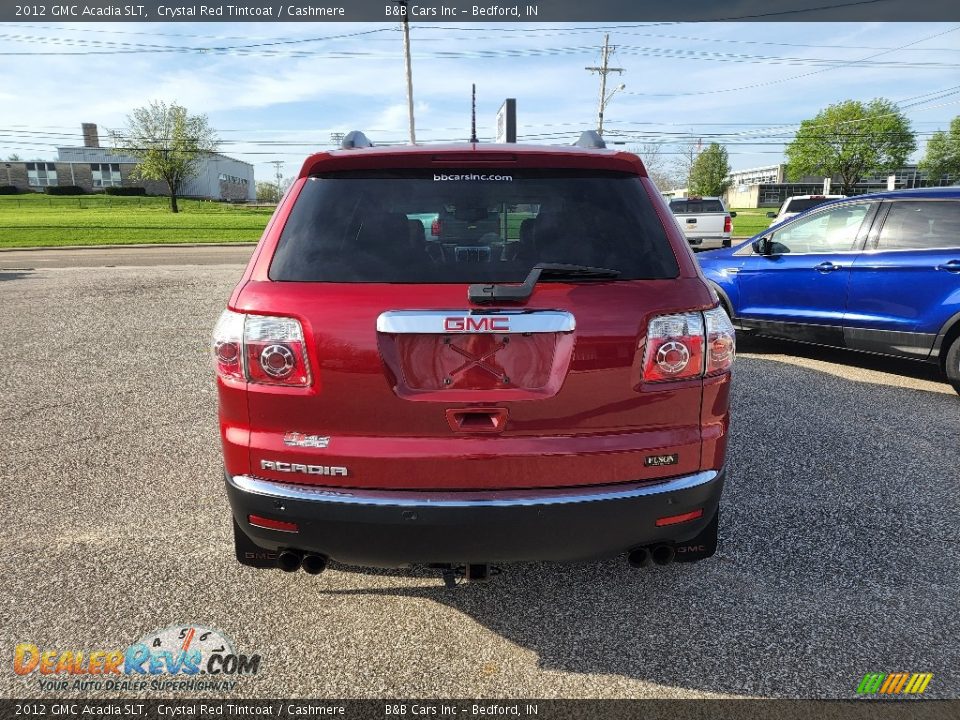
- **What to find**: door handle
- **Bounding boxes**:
[445,408,508,433]
[936,260,960,273]
[814,262,841,273]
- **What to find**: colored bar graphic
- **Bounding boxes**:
[857,672,933,695]
[909,673,934,694]
[857,673,886,694]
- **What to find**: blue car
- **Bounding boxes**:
[697,187,960,394]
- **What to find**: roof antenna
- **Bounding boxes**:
[469,83,479,144]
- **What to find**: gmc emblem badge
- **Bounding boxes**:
[444,316,510,332]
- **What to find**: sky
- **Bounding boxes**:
[1,20,958,186]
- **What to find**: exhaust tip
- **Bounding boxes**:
[651,544,676,566]
[277,549,302,572]
[301,553,328,575]
[628,547,652,568]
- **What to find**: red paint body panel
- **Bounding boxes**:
[217,144,730,495]
[298,144,649,178]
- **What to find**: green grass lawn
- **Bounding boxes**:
[0,194,272,248]
[730,208,772,239]
[0,193,774,248]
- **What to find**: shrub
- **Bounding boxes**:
[43,185,85,196]
[104,186,147,196]
[0,185,18,195]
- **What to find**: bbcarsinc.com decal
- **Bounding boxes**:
[13,624,261,692]
[433,173,513,181]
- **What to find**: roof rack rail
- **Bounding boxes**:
[340,131,373,149]
[573,130,606,149]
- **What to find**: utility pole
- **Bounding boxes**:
[271,160,283,202]
[399,1,417,144]
[585,34,625,137]
[469,84,478,143]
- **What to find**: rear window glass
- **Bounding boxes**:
[669,199,725,214]
[269,170,679,283]
[876,200,960,250]
[782,198,834,214]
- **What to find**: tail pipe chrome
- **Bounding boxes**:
[301,553,329,575]
[276,549,302,572]
[651,544,676,566]
[628,544,675,568]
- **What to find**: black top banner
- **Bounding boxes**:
[2,0,959,23]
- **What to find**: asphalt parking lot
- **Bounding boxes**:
[1,261,958,700]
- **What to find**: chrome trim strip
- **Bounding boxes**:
[859,246,960,255]
[377,310,575,334]
[229,470,719,508]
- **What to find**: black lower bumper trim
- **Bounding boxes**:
[225,469,725,567]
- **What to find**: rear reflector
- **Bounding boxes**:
[248,514,299,533]
[655,509,704,527]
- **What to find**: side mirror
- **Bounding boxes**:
[752,237,773,255]
[729,211,737,218]
[766,211,777,219]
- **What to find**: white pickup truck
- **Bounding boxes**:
[668,197,736,251]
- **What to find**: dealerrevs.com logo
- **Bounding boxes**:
[433,173,513,181]
[13,624,261,692]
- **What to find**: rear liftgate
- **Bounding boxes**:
[379,308,577,586]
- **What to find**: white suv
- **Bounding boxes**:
[767,194,846,227]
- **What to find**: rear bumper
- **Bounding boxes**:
[686,237,729,250]
[226,468,725,567]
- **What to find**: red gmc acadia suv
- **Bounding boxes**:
[213,131,734,581]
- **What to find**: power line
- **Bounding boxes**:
[621,24,960,97]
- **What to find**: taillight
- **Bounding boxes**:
[641,307,735,383]
[642,312,705,382]
[431,219,441,236]
[212,310,311,387]
[212,309,244,381]
[723,215,732,233]
[244,315,310,386]
[704,306,736,375]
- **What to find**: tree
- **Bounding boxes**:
[785,98,916,195]
[672,139,701,189]
[688,143,731,197]
[6,154,20,161]
[256,181,281,203]
[632,142,677,191]
[919,115,960,185]
[110,101,219,213]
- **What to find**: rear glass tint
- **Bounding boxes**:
[668,199,725,214]
[269,170,679,283]
[783,198,834,214]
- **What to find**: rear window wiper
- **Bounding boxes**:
[468,263,621,304]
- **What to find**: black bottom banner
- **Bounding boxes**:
[2,699,958,720]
